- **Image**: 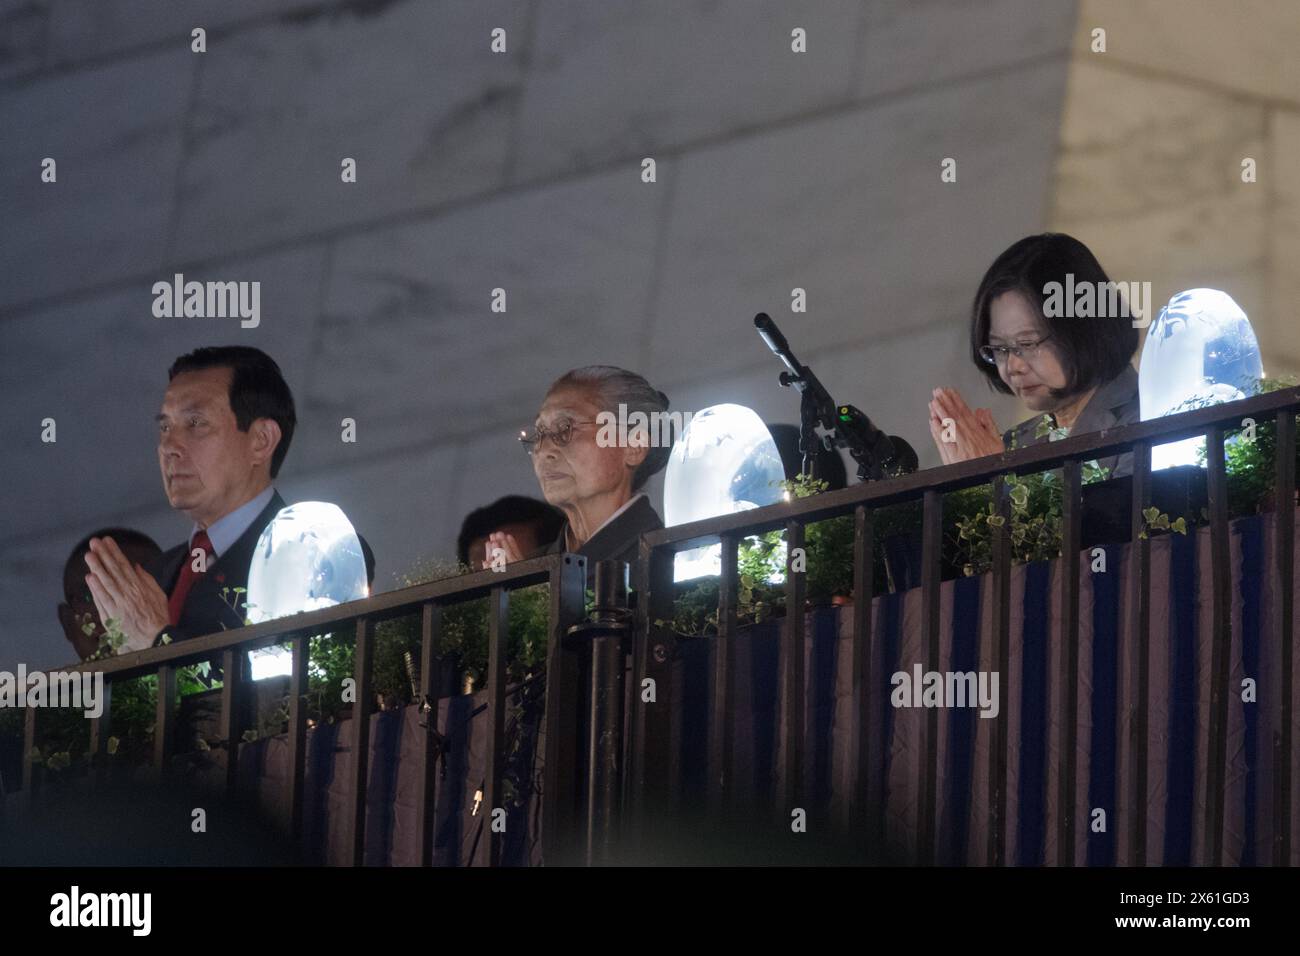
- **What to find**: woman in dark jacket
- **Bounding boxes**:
[927,233,1141,478]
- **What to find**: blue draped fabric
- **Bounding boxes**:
[1017,561,1050,865]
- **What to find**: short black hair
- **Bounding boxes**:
[168,346,297,478]
[969,233,1139,399]
[358,534,376,587]
[63,528,160,601]
[457,496,566,565]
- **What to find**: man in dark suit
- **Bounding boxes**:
[83,346,299,651]
[146,488,289,644]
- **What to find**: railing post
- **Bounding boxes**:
[1204,426,1232,865]
[153,664,177,777]
[89,677,113,788]
[565,560,632,865]
[918,489,942,864]
[21,705,38,811]
[628,544,675,858]
[286,633,310,843]
[346,617,375,866]
[988,476,1012,866]
[710,534,738,821]
[477,587,510,867]
[220,649,243,795]
[415,602,443,867]
[1273,409,1296,866]
[541,554,589,865]
[1127,440,1152,866]
[779,520,807,829]
[846,505,877,844]
[1056,459,1082,865]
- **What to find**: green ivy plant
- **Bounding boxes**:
[1139,506,1187,539]
[1193,376,1300,517]
[285,557,577,728]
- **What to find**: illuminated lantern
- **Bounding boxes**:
[663,404,785,582]
[244,502,368,679]
[1138,289,1264,470]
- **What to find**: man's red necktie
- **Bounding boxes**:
[167,529,214,627]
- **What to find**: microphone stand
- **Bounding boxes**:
[754,312,919,483]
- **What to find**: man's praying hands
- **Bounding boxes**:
[83,535,170,653]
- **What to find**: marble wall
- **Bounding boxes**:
[1055,0,1300,376]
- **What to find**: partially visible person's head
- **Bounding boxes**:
[457,495,565,568]
[767,423,848,490]
[970,233,1139,414]
[159,346,296,525]
[527,366,671,512]
[359,535,376,588]
[58,528,161,658]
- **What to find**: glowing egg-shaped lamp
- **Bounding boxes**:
[245,501,368,680]
[1138,289,1264,470]
[663,403,786,582]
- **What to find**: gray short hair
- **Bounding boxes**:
[547,365,671,491]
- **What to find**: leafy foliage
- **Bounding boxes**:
[292,558,560,726]
[1195,376,1300,519]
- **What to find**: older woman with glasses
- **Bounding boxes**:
[927,233,1141,478]
[482,365,669,572]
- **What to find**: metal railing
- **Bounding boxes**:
[16,552,589,867]
[9,385,1299,865]
[625,385,1299,866]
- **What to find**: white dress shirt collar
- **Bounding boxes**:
[191,485,277,558]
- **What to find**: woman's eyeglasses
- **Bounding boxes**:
[518,419,598,455]
[978,334,1053,366]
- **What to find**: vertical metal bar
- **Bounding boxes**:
[844,505,874,838]
[1128,440,1152,866]
[415,602,442,867]
[1204,425,1232,866]
[88,678,112,788]
[478,587,509,868]
[219,649,242,794]
[585,562,629,866]
[21,704,38,809]
[347,617,375,867]
[627,545,675,854]
[286,633,309,842]
[153,664,177,776]
[988,477,1011,866]
[1274,410,1296,866]
[1057,458,1082,864]
[709,533,738,818]
[780,520,807,824]
[541,555,588,865]
[918,489,942,864]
